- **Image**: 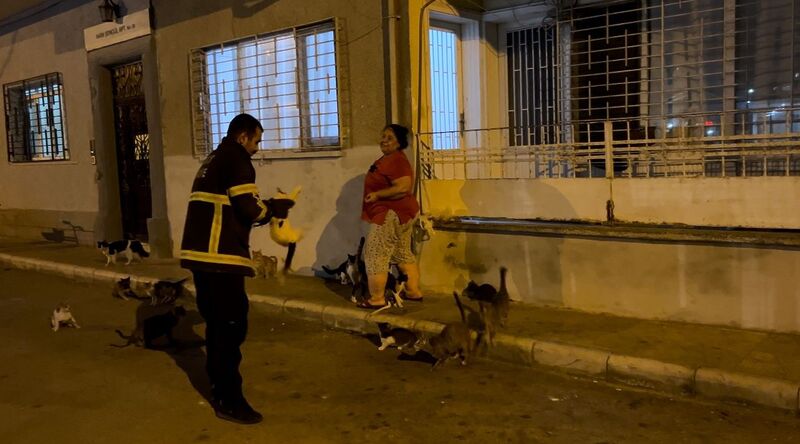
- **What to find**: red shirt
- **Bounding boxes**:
[361,150,420,225]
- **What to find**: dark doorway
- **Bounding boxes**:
[111,61,151,241]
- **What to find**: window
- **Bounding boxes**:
[190,21,341,156]
[4,72,69,162]
[429,23,462,150]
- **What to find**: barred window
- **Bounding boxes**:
[190,21,341,156]
[4,73,69,162]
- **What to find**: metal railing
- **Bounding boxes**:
[418,108,800,179]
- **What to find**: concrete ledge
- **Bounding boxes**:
[607,354,695,393]
[283,299,325,323]
[695,368,800,411]
[249,294,289,314]
[533,341,610,375]
[321,305,371,333]
[412,319,446,335]
[489,333,535,366]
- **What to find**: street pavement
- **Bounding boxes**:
[0,267,799,444]
[0,237,799,413]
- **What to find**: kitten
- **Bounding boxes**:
[376,322,423,352]
[149,278,189,306]
[426,293,477,369]
[51,303,80,331]
[252,250,278,279]
[97,240,150,266]
[111,277,136,301]
[114,305,187,349]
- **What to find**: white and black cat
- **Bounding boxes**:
[97,240,150,266]
[322,256,355,285]
[51,303,80,332]
[113,305,187,349]
[376,322,424,352]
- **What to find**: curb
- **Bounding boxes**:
[2,253,799,412]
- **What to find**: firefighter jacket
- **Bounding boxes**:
[180,137,269,276]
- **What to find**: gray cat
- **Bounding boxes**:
[426,293,479,369]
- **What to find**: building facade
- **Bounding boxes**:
[1,0,799,332]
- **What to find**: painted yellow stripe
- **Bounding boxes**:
[180,250,256,270]
[190,191,230,205]
[228,183,259,197]
[208,203,223,254]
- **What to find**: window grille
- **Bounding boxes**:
[190,20,341,157]
[4,72,69,162]
[420,0,800,179]
[429,25,461,149]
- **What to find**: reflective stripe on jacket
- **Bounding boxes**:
[179,138,268,276]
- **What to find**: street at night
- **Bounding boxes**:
[1,267,798,443]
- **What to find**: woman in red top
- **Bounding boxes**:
[358,124,423,308]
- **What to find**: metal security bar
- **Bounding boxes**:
[190,20,341,157]
[421,0,800,179]
[4,72,69,162]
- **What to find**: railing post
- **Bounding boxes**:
[604,120,615,223]
[604,120,614,178]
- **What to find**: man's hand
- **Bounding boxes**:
[265,198,295,220]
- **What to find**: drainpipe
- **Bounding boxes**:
[413,0,437,198]
[386,0,400,122]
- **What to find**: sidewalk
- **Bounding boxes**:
[1,237,798,412]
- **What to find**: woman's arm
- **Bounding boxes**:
[365,176,412,203]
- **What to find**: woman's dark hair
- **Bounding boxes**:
[385,124,410,150]
[227,113,263,139]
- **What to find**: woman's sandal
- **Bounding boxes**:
[356,300,388,309]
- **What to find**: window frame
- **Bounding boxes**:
[189,19,345,159]
[3,72,70,163]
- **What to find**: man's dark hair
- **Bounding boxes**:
[227,113,263,139]
[385,124,410,150]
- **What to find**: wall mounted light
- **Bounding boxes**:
[99,0,121,23]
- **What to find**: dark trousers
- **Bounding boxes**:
[192,271,249,404]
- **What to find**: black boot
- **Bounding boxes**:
[212,397,263,425]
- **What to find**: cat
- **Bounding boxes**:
[51,303,80,332]
[349,237,369,303]
[376,322,424,352]
[322,256,354,285]
[369,272,408,315]
[134,277,189,305]
[252,250,278,279]
[463,267,509,345]
[114,305,187,349]
[97,240,150,266]
[426,293,478,369]
[111,277,137,301]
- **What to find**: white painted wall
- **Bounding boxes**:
[153,0,390,273]
[423,177,800,228]
[0,3,98,214]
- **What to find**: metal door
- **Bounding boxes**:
[111,61,151,241]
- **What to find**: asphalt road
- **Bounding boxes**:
[0,267,798,443]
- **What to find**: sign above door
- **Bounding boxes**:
[83,8,150,52]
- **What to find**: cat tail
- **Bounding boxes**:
[356,236,366,261]
[111,329,136,347]
[322,265,338,276]
[498,267,508,294]
[131,241,150,258]
[453,292,467,324]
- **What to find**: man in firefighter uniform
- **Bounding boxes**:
[181,113,293,425]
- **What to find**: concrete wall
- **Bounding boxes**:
[0,1,99,242]
[420,229,800,333]
[423,177,800,228]
[152,0,389,273]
